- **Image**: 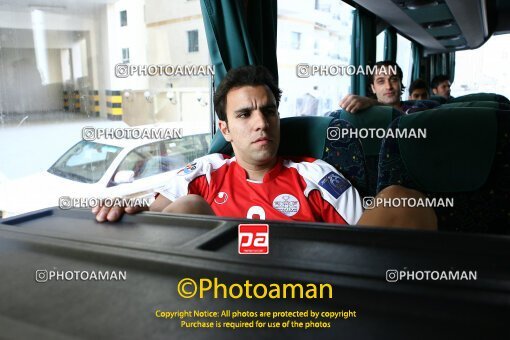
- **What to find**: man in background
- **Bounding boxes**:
[339,61,438,113]
[296,86,320,116]
[431,75,452,100]
[409,79,429,100]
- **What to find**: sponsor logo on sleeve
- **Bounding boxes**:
[318,172,351,199]
[177,162,197,176]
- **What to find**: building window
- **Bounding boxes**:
[120,10,127,27]
[122,48,130,63]
[291,32,301,49]
[187,30,199,53]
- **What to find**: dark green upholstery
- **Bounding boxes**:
[208,116,370,196]
[440,100,510,110]
[451,93,510,104]
[208,130,234,155]
[330,106,403,196]
[429,95,448,104]
[401,100,440,109]
[208,116,333,157]
[279,116,332,158]
[330,106,403,156]
[378,107,510,234]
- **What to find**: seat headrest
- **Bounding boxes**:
[331,106,403,156]
[395,107,498,192]
[451,93,510,104]
[208,116,334,158]
[429,95,448,104]
[440,101,500,109]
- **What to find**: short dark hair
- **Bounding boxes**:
[213,65,282,122]
[368,60,405,96]
[431,75,450,89]
[409,79,429,95]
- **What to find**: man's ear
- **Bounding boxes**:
[432,88,438,95]
[370,84,376,94]
[218,120,231,142]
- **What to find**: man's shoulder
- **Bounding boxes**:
[283,157,355,205]
[282,157,344,182]
[175,153,233,177]
[283,156,334,169]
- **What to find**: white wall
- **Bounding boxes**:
[0,48,62,113]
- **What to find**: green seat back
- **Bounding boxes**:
[451,93,510,104]
[395,108,497,191]
[429,95,448,104]
[440,101,500,109]
[377,107,510,233]
[208,116,334,158]
[333,106,403,156]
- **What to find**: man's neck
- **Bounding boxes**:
[237,157,278,181]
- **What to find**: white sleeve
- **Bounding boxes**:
[286,159,363,225]
[157,153,228,201]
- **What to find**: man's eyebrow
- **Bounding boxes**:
[234,105,254,114]
[234,103,276,114]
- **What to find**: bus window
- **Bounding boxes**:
[376,31,385,62]
[277,0,354,117]
[396,33,413,98]
[0,0,212,183]
[0,0,213,220]
[451,34,510,99]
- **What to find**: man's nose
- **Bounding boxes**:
[252,110,269,130]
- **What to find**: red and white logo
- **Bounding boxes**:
[238,224,269,254]
[214,191,228,205]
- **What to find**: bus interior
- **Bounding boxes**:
[0,0,509,338]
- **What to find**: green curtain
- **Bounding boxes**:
[200,0,278,88]
[411,42,422,81]
[429,52,456,83]
[351,9,376,96]
[383,28,397,62]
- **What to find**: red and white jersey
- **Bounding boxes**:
[159,154,362,225]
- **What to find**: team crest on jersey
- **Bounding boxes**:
[272,194,300,217]
[177,162,197,176]
[214,192,229,205]
[318,172,351,199]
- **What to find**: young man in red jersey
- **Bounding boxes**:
[93,65,436,230]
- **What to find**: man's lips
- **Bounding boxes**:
[253,137,271,144]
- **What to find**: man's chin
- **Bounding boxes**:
[251,148,278,164]
[380,98,399,106]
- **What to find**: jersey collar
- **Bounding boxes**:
[233,157,283,183]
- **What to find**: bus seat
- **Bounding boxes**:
[429,95,449,104]
[440,101,510,110]
[330,106,403,196]
[451,92,510,104]
[377,107,510,234]
[208,116,370,197]
[208,130,234,155]
[401,100,440,113]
